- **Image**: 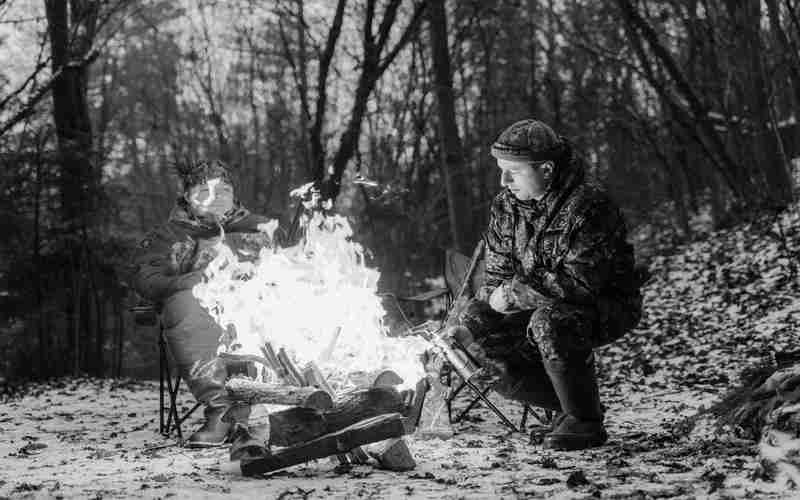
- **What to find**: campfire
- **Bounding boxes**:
[191,187,436,475]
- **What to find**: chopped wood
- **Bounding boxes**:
[277,348,305,386]
[225,377,333,409]
[326,386,405,431]
[364,437,416,471]
[267,407,328,447]
[347,369,403,389]
[267,386,404,447]
[302,361,334,394]
[219,352,273,368]
[240,413,406,476]
[261,343,285,377]
[229,423,268,462]
[402,378,429,434]
[319,326,342,363]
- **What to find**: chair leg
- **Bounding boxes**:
[520,405,530,431]
[169,374,184,442]
[452,384,493,423]
[158,330,167,436]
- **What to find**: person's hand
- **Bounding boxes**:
[509,276,553,310]
[440,325,474,348]
[488,283,514,313]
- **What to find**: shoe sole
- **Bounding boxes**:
[184,440,228,449]
[541,434,608,451]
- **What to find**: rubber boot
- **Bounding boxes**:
[542,353,607,451]
[184,357,234,448]
[186,402,231,448]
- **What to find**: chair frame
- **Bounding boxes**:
[132,303,202,442]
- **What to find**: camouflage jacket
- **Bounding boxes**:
[478,153,641,313]
[131,199,276,303]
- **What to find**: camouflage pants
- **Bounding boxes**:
[453,298,608,363]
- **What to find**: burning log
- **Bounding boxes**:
[225,377,333,409]
[346,369,403,390]
[268,386,405,447]
[240,413,406,476]
[301,362,334,394]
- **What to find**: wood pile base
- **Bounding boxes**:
[221,354,428,476]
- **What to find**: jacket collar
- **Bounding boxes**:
[168,197,251,236]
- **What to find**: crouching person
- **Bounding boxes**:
[131,159,275,447]
[440,119,643,450]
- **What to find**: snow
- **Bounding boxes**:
[0,380,790,498]
[2,204,799,498]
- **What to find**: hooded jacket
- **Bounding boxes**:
[132,199,275,304]
[478,149,642,336]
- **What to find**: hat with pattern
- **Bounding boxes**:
[174,158,233,192]
[490,119,565,163]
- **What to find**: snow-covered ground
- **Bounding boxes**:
[0,378,789,499]
[1,205,798,499]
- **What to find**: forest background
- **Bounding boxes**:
[0,0,798,382]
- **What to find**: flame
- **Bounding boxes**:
[192,209,428,392]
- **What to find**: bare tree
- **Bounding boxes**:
[427,0,470,253]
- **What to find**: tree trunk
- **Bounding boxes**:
[45,0,98,375]
[427,0,470,253]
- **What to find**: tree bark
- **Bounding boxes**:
[427,0,471,253]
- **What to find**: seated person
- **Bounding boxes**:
[131,159,274,447]
[439,119,643,450]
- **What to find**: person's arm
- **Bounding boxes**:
[530,198,626,305]
[475,193,515,303]
[131,226,202,303]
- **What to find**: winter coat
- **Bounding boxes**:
[131,199,275,376]
[478,152,642,341]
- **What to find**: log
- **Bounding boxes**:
[363,437,416,471]
[225,378,333,409]
[326,386,405,431]
[302,361,334,394]
[277,348,305,386]
[240,413,406,476]
[268,386,404,447]
[403,378,430,434]
[347,369,403,389]
[229,423,268,461]
[219,351,273,368]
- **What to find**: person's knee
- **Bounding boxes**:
[526,303,594,362]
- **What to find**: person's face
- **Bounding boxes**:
[185,178,235,219]
[497,158,554,201]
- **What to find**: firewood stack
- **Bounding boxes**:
[219,342,428,476]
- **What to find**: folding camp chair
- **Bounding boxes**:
[395,246,553,432]
[131,302,201,441]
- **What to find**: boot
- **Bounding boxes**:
[186,402,231,448]
[542,353,607,451]
[184,358,235,448]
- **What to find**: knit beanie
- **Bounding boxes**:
[174,158,233,192]
[490,119,566,163]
